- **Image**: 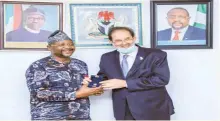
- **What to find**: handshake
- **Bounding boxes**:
[77,75,104,97]
[77,75,127,98]
[82,75,127,90]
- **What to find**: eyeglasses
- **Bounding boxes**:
[167,15,189,20]
[51,43,75,48]
[27,17,44,21]
[112,38,134,45]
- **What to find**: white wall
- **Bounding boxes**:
[0,0,219,120]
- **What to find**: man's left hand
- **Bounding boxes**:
[100,79,127,89]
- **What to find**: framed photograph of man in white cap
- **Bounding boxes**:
[0,1,63,50]
[69,3,142,48]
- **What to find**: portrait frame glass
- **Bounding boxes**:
[150,0,213,49]
[0,1,63,50]
[69,3,142,48]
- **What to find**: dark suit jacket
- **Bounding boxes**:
[98,46,175,120]
[157,25,206,40]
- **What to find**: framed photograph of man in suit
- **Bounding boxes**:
[0,1,63,50]
[151,0,213,49]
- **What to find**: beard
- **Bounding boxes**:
[26,23,42,31]
[54,48,74,58]
[171,21,184,30]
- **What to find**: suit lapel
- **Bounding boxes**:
[183,26,193,40]
[167,29,172,40]
[126,46,149,78]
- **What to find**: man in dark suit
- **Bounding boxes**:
[84,27,174,120]
[6,6,51,42]
[157,7,206,41]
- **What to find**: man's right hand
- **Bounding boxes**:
[75,85,103,98]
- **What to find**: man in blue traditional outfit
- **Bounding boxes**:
[25,30,102,120]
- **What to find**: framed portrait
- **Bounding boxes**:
[151,0,213,49]
[69,3,142,48]
[0,1,63,50]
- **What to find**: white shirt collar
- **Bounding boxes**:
[172,25,189,33]
[119,46,138,70]
[119,45,138,58]
[171,25,189,40]
[24,26,40,33]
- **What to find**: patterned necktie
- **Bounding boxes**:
[121,55,129,77]
[172,30,180,40]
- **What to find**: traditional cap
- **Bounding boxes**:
[23,6,45,16]
[48,30,72,44]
